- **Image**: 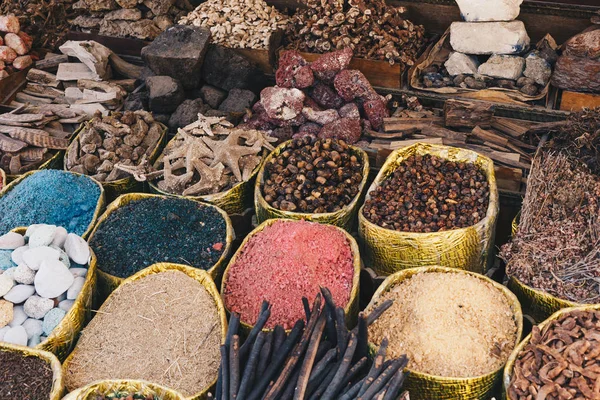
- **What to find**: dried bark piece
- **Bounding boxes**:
[0,133,27,152]
[0,126,69,149]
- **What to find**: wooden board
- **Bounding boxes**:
[559,90,600,111]
[0,69,29,105]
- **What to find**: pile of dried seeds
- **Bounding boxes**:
[0,349,54,398]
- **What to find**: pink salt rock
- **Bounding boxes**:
[4,33,27,56]
[223,220,355,329]
[310,47,353,83]
[297,122,322,137]
[17,32,33,53]
[309,82,344,109]
[339,103,360,119]
[363,98,390,131]
[0,36,3,46]
[0,46,17,64]
[260,87,305,121]
[0,15,20,34]
[334,70,379,102]
[13,55,32,70]
[302,107,339,125]
[242,102,276,131]
[0,61,5,71]
[303,96,323,111]
[276,50,314,89]
[318,117,362,144]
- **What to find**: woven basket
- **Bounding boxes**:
[221,218,361,331]
[1,342,64,399]
[62,263,228,400]
[366,266,523,400]
[62,379,186,400]
[5,146,67,183]
[254,140,370,232]
[358,143,499,276]
[0,167,5,190]
[87,193,234,300]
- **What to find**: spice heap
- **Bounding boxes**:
[244,48,390,143]
[509,309,600,400]
[0,170,101,236]
[179,0,288,50]
[64,270,222,396]
[363,154,490,233]
[262,137,364,213]
[284,0,425,67]
[152,114,275,197]
[0,225,90,348]
[368,271,518,378]
[501,109,600,303]
[65,110,163,183]
[0,15,34,79]
[89,196,227,278]
[223,220,355,329]
[72,0,193,40]
[213,290,408,400]
[0,349,54,398]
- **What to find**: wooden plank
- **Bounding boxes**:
[494,166,523,192]
[491,117,531,137]
[444,99,494,129]
[472,126,509,147]
[35,55,69,71]
[560,90,600,111]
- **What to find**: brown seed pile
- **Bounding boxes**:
[367,272,518,378]
[66,111,163,182]
[284,0,425,66]
[363,154,489,232]
[509,309,600,400]
[262,137,363,213]
[64,270,222,397]
[0,350,54,398]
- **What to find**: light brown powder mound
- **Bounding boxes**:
[64,270,222,396]
[368,272,517,378]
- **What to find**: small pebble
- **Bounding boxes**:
[67,277,85,300]
[0,232,25,250]
[51,246,71,268]
[64,233,90,265]
[13,264,35,285]
[0,325,9,341]
[0,299,13,328]
[22,246,60,271]
[25,224,43,238]
[23,296,54,319]
[3,325,27,346]
[42,308,66,336]
[11,245,28,265]
[2,267,16,279]
[4,284,35,304]
[0,273,14,297]
[28,334,41,347]
[51,227,68,247]
[34,259,74,299]
[0,250,15,271]
[28,225,56,248]
[70,268,88,278]
[9,305,27,327]
[58,299,74,312]
[22,318,43,338]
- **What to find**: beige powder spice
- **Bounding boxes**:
[64,270,222,396]
[367,272,517,378]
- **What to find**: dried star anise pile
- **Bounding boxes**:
[363,154,489,233]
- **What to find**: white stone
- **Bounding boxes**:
[13,264,35,285]
[28,334,41,347]
[67,277,85,300]
[51,245,71,268]
[0,273,14,297]
[3,325,27,346]
[34,259,74,299]
[8,305,27,327]
[0,232,25,250]
[11,245,28,265]
[445,52,480,76]
[524,52,552,85]
[51,227,68,248]
[70,268,88,278]
[0,326,9,341]
[455,0,523,22]
[28,225,56,248]
[54,292,67,303]
[22,318,43,339]
[25,224,43,238]
[23,296,54,319]
[450,21,530,55]
[478,54,525,80]
[58,299,75,312]
[4,284,35,304]
[64,234,90,265]
[22,246,60,271]
[2,267,16,280]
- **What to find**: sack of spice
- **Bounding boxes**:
[358,143,499,276]
[87,193,233,299]
[366,266,522,400]
[255,137,369,232]
[63,263,227,399]
[221,219,361,331]
[61,379,186,400]
[0,342,64,400]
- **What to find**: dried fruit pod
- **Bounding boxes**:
[62,380,186,400]
[359,143,499,275]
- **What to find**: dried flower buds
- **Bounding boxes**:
[363,154,489,232]
[262,137,364,213]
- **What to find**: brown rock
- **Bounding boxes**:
[551,55,600,93]
[564,29,600,59]
[115,0,139,7]
[0,300,13,328]
[104,8,143,21]
[143,0,176,16]
[318,117,362,144]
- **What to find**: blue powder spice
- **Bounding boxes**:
[0,170,101,236]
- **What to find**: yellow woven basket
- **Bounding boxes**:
[358,143,499,276]
[0,167,5,190]
[65,122,167,202]
[1,342,64,400]
[503,304,600,399]
[0,170,106,239]
[87,193,234,300]
[221,218,362,331]
[62,379,186,400]
[366,266,523,400]
[62,263,228,400]
[254,140,370,232]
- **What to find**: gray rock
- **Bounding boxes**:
[520,84,538,96]
[146,76,185,114]
[43,308,66,336]
[22,318,43,339]
[23,296,53,319]
[4,285,35,304]
[34,260,74,299]
[153,113,171,125]
[202,45,263,92]
[10,245,28,266]
[524,51,552,85]
[143,0,175,16]
[199,85,227,109]
[0,326,9,341]
[0,273,14,297]
[28,335,41,347]
[517,76,536,87]
[124,91,149,111]
[3,326,27,346]
[218,89,257,113]
[22,246,60,271]
[58,299,75,312]
[445,52,480,76]
[478,54,525,80]
[168,99,209,130]
[455,0,523,22]
[13,264,35,285]
[450,21,530,55]
[51,227,68,248]
[64,234,90,265]
[9,306,27,327]
[0,232,24,250]
[141,25,211,89]
[104,8,142,21]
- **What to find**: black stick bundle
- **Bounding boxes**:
[213,290,408,400]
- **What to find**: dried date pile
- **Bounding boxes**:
[284,0,425,67]
[508,309,600,400]
[363,154,489,233]
[262,137,363,213]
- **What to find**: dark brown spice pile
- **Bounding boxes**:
[0,350,54,398]
[262,137,364,213]
[363,154,489,232]
[93,394,156,400]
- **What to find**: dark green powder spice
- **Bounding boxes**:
[89,197,227,278]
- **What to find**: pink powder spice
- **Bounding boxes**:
[223,220,355,329]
